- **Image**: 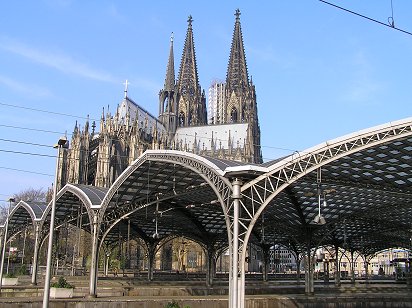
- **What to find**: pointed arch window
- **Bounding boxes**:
[189,110,194,125]
[242,105,246,122]
[179,112,185,127]
[230,107,238,123]
[163,97,169,113]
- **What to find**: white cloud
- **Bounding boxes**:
[0,74,52,98]
[0,37,117,83]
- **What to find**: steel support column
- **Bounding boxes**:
[262,245,270,282]
[104,252,110,277]
[89,214,99,298]
[334,245,341,287]
[296,254,301,283]
[350,250,356,283]
[323,261,329,283]
[0,229,4,292]
[31,225,40,285]
[229,179,242,308]
[0,198,14,292]
[363,258,369,283]
[205,246,216,287]
[42,137,66,308]
[305,244,314,295]
[147,242,156,281]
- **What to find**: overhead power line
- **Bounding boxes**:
[319,0,412,36]
[0,100,316,155]
[0,124,71,136]
[0,166,53,177]
[0,138,53,148]
[0,102,97,122]
[0,132,409,171]
[0,149,55,158]
[0,120,303,155]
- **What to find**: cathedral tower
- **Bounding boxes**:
[159,33,178,142]
[224,9,262,163]
[176,16,207,127]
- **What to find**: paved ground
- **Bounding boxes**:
[1,276,411,307]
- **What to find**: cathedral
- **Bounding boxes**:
[57,9,262,190]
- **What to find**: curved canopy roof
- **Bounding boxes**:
[42,184,109,234]
[98,150,234,249]
[96,118,412,255]
[4,119,411,256]
[239,117,412,255]
[2,201,47,238]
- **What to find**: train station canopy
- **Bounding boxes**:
[3,118,412,256]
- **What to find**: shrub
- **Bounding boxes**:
[4,272,16,278]
[50,276,74,289]
[16,264,27,276]
[165,302,179,308]
[164,301,190,308]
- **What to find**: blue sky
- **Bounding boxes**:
[0,0,411,202]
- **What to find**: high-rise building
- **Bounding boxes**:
[207,81,225,125]
[57,9,262,190]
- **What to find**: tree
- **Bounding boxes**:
[0,187,47,223]
[13,187,47,203]
[0,205,7,224]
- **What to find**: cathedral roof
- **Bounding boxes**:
[118,96,166,133]
[174,122,248,151]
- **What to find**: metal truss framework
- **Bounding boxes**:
[90,150,234,297]
[0,200,47,286]
[229,119,412,307]
[1,119,412,308]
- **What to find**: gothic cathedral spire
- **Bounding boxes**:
[225,9,262,163]
[176,16,207,127]
[164,33,175,92]
[226,9,249,91]
[159,33,178,141]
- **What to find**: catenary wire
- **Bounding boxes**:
[0,99,364,156]
[0,166,53,177]
[0,102,98,122]
[319,0,412,36]
[0,124,71,136]
[0,133,410,170]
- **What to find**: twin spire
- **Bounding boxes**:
[163,9,248,95]
[226,8,249,89]
[177,14,200,96]
[159,9,250,129]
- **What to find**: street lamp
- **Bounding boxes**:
[42,136,68,308]
[0,197,15,291]
[312,168,326,225]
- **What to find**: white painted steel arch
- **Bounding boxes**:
[41,183,96,225]
[93,150,234,297]
[235,117,412,307]
[9,201,39,224]
[99,150,233,226]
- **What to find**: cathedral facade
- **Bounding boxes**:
[57,10,262,190]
